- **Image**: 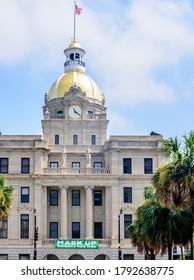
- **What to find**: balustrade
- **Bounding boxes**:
[43,167,111,175]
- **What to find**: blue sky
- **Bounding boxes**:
[1,0,194,140]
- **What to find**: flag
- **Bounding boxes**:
[75,5,83,15]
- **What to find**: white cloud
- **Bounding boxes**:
[83,0,194,107]
[1,0,194,108]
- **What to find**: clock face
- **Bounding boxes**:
[69,105,82,119]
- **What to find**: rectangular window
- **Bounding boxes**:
[21,158,30,174]
[94,222,102,238]
[72,190,80,206]
[94,162,102,168]
[50,190,58,206]
[72,162,80,174]
[0,220,8,239]
[0,158,8,174]
[21,187,29,203]
[144,158,153,174]
[50,162,58,168]
[93,162,102,174]
[0,254,8,260]
[123,254,134,260]
[72,222,80,238]
[94,190,102,206]
[124,214,132,238]
[20,214,29,239]
[91,135,96,145]
[124,187,132,203]
[73,135,78,145]
[123,158,132,174]
[55,135,59,145]
[88,110,93,119]
[56,110,63,115]
[19,254,30,260]
[50,222,58,238]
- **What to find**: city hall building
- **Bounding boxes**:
[0,38,165,260]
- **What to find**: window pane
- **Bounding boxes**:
[0,158,8,174]
[144,158,153,174]
[55,135,59,145]
[21,158,30,174]
[91,135,96,145]
[73,135,78,145]
[94,190,102,206]
[123,158,132,174]
[124,187,132,203]
[19,254,30,260]
[70,53,74,60]
[72,162,80,168]
[21,187,29,203]
[88,111,93,119]
[50,162,58,168]
[72,222,80,238]
[75,53,80,59]
[21,214,29,239]
[124,214,132,238]
[72,190,80,206]
[50,190,58,206]
[0,254,8,260]
[72,162,80,173]
[50,222,58,238]
[94,162,102,168]
[93,162,102,174]
[94,222,102,238]
[0,220,8,239]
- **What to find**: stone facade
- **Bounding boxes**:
[0,40,166,260]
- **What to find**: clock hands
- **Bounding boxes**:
[73,108,81,116]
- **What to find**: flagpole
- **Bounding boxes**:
[74,1,76,41]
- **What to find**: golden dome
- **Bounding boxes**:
[47,71,103,102]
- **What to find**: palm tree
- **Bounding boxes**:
[127,218,156,259]
[0,176,14,222]
[152,131,194,259]
[128,186,192,259]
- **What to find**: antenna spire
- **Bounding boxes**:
[74,1,83,41]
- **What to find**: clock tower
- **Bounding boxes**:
[42,40,109,146]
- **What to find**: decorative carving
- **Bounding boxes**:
[86,147,91,168]
[61,146,67,167]
[17,205,33,212]
[65,86,86,97]
[122,205,135,211]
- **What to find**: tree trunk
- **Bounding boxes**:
[180,245,183,260]
[151,249,155,260]
[191,206,194,260]
[168,243,172,260]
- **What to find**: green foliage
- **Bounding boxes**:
[152,131,194,259]
[0,176,14,220]
[128,185,192,259]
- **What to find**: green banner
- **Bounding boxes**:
[55,240,99,249]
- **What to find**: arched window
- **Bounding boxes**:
[75,53,80,60]
[70,53,74,60]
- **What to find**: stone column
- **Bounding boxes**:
[60,186,68,239]
[34,184,42,243]
[42,186,48,238]
[85,186,94,239]
[111,185,119,245]
[105,186,111,238]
